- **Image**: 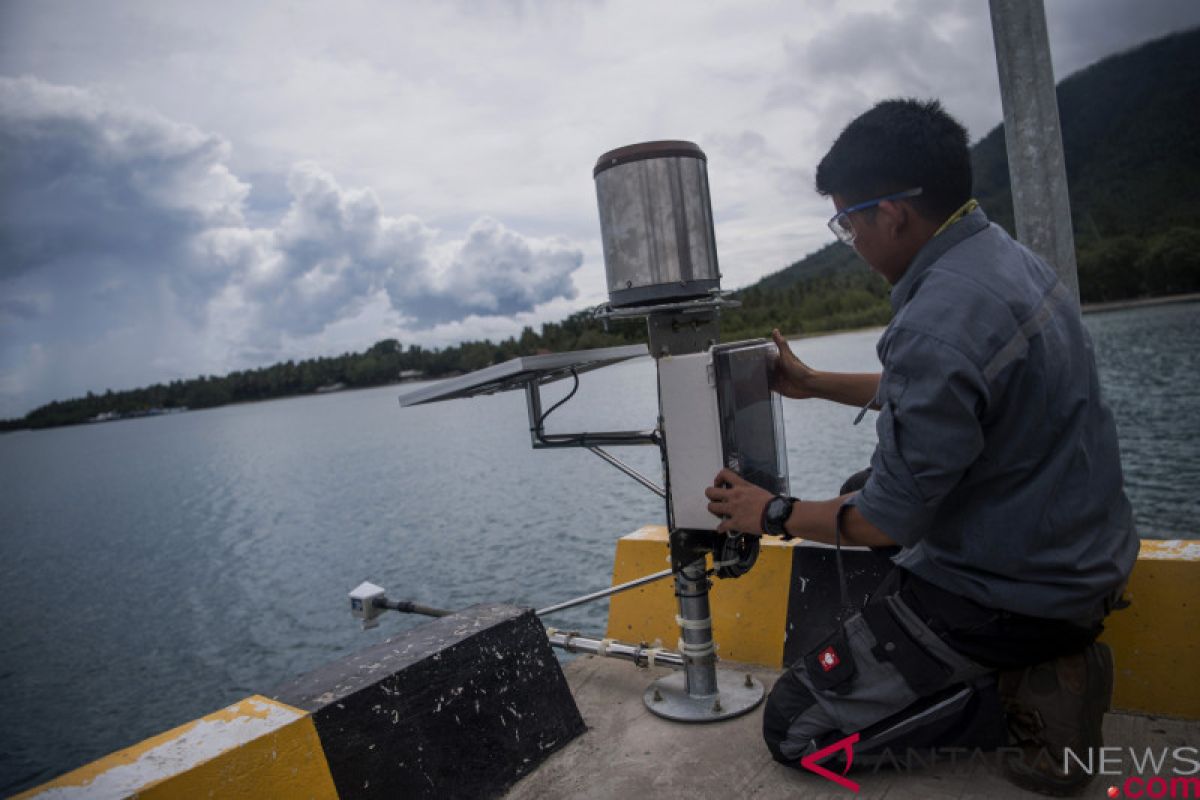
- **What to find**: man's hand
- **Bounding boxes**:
[704,468,772,534]
[770,328,882,408]
[770,329,820,399]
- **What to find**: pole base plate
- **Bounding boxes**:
[644,670,764,723]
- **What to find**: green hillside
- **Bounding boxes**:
[5,28,1197,431]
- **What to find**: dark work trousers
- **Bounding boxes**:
[763,565,1105,765]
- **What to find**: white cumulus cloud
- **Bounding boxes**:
[0,77,584,417]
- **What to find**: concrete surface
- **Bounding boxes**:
[506,656,1200,800]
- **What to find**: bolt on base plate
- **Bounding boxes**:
[644,670,764,722]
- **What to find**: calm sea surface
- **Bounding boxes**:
[0,301,1196,792]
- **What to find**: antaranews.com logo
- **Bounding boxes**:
[1074,747,1200,798]
[798,737,1200,796]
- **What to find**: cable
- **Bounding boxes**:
[834,503,851,620]
[538,367,580,427]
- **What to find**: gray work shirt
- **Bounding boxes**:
[846,208,1138,622]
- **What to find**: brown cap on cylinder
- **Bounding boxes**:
[593,140,706,178]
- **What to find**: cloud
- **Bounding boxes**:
[2,1,1198,418]
[1045,0,1200,77]
[397,216,580,326]
[0,77,583,416]
[767,6,998,148]
[0,76,249,281]
[223,162,581,334]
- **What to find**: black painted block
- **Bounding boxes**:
[275,604,585,800]
[781,545,893,665]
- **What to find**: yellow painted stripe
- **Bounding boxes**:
[1130,538,1200,561]
[607,527,1200,720]
[16,696,338,800]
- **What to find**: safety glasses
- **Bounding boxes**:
[827,188,923,244]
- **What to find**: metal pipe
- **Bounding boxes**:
[546,630,685,670]
[586,446,667,498]
[524,377,544,448]
[533,430,660,448]
[377,598,453,617]
[675,558,719,697]
[537,567,673,616]
[378,566,674,621]
[988,0,1080,302]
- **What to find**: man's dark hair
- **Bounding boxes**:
[815,98,972,221]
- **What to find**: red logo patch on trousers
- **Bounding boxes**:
[818,646,840,672]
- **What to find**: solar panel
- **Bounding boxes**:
[398,344,649,407]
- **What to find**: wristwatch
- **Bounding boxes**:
[761,495,797,539]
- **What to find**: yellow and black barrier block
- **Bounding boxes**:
[607,526,1200,720]
[20,603,584,799]
[274,602,585,798]
[14,695,338,799]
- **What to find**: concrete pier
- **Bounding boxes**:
[506,656,1200,799]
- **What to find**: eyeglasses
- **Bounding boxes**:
[827,188,923,245]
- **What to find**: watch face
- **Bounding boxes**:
[767,496,791,527]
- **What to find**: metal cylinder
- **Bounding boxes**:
[675,559,719,697]
[594,140,721,308]
[546,630,685,670]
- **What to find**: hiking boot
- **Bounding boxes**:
[998,642,1108,796]
[999,641,1113,796]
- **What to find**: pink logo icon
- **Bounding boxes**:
[800,732,861,792]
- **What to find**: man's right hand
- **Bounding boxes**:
[769,328,882,409]
[770,329,820,399]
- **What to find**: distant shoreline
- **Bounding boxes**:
[5,292,1196,433]
[1081,292,1200,314]
[780,291,1200,343]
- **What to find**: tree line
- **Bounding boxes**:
[3,230,1195,432]
[0,274,887,431]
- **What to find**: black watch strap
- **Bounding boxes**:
[761,495,797,539]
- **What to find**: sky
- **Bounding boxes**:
[1,0,1198,418]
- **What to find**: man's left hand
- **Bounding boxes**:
[705,468,773,534]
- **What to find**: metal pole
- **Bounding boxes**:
[545,630,686,669]
[537,568,673,616]
[674,558,719,697]
[376,566,673,620]
[586,446,667,498]
[641,555,763,722]
[378,599,453,617]
[988,0,1080,303]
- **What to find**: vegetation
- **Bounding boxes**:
[4,27,1197,431]
[759,27,1200,306]
[970,27,1200,303]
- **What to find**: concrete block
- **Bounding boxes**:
[275,603,585,799]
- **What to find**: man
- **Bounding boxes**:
[704,99,1137,795]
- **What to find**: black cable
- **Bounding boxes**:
[834,503,851,619]
[538,367,580,427]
